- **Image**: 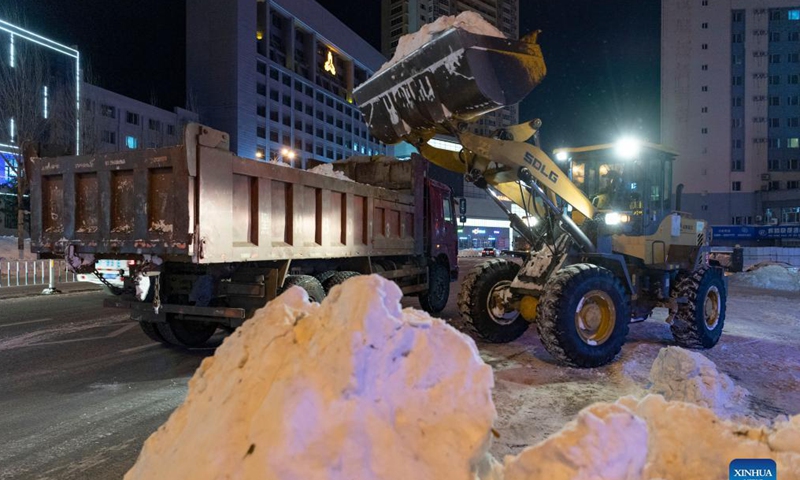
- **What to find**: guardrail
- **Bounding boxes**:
[0,260,77,288]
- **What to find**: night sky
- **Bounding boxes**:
[7,0,660,151]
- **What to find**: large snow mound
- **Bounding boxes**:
[379,11,505,73]
[649,346,749,418]
[731,264,800,291]
[125,275,496,480]
[504,395,800,479]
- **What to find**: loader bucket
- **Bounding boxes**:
[354,28,546,145]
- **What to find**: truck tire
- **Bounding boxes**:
[535,264,630,368]
[419,262,450,314]
[458,259,528,343]
[670,266,726,349]
[156,318,218,348]
[314,270,337,286]
[322,271,360,293]
[281,275,326,303]
[139,321,169,345]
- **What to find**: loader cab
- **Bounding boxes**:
[556,141,678,236]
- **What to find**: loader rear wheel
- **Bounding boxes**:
[156,318,218,348]
[139,321,169,345]
[419,262,450,314]
[458,259,528,343]
[322,271,360,293]
[535,264,630,368]
[670,267,726,349]
[281,275,326,303]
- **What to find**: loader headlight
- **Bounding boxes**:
[604,212,631,225]
[615,137,641,160]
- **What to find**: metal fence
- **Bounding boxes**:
[0,260,77,288]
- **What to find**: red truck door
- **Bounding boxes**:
[426,179,458,278]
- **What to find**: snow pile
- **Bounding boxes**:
[125,275,496,480]
[379,11,505,72]
[309,163,354,182]
[732,264,800,291]
[504,395,800,479]
[649,346,749,418]
[268,159,291,168]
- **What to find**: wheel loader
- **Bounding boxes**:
[353,27,726,367]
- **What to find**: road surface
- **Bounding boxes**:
[0,256,798,477]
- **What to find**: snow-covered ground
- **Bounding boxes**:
[481,283,800,457]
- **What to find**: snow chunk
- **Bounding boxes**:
[125,275,496,480]
[308,163,354,182]
[268,159,291,167]
[379,12,505,73]
[732,264,800,291]
[649,346,749,418]
[505,395,800,480]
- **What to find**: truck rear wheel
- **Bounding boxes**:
[419,262,450,314]
[322,271,360,293]
[282,275,326,303]
[156,318,218,348]
[139,321,169,345]
[670,266,726,349]
[458,259,528,343]
[535,264,630,368]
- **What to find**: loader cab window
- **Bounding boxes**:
[443,196,453,223]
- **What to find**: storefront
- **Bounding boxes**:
[457,219,512,250]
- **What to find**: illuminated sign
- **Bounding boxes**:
[472,228,486,234]
[324,51,336,75]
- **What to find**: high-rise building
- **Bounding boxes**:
[662,1,800,227]
[380,0,520,136]
[187,0,389,166]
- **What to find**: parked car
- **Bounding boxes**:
[481,247,498,257]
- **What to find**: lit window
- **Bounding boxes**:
[789,138,800,148]
[125,136,138,149]
[789,9,800,20]
[43,86,49,119]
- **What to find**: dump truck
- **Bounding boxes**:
[29,124,458,347]
[353,26,726,367]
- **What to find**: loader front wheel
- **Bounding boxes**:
[535,264,630,368]
[458,259,528,343]
[670,267,726,349]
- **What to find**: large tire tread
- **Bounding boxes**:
[282,275,326,303]
[419,262,450,315]
[670,266,726,349]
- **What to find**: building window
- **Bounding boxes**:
[701,64,708,70]
[789,159,800,170]
[732,159,743,171]
[732,118,742,128]
[167,125,175,135]
[790,32,800,41]
[732,181,741,191]
[701,127,708,134]
[769,138,781,148]
[270,130,279,142]
[732,11,743,21]
[769,75,780,85]
[769,159,781,170]
[148,119,161,131]
[789,138,800,148]
[770,9,782,21]
[125,135,138,149]
[732,76,743,86]
[789,74,800,84]
[789,53,800,63]
[701,0,707,6]
[732,33,743,43]
[770,32,781,42]
[732,54,742,65]
[701,43,708,50]
[257,126,266,138]
[789,96,800,106]
[789,9,800,20]
[733,139,743,148]
[100,104,116,118]
[101,130,116,144]
[789,180,800,189]
[702,85,709,91]
[702,22,708,28]
[770,118,780,128]
[701,106,709,113]
[769,96,780,106]
[732,97,743,107]
[257,105,266,117]
[126,112,140,125]
[770,54,781,64]
[769,181,781,190]
[282,95,291,107]
[789,118,800,127]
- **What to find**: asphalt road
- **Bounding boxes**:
[0,290,218,480]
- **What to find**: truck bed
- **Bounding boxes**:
[30,125,424,263]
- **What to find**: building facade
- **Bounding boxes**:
[662,1,800,226]
[0,18,80,184]
[82,83,198,155]
[187,0,389,166]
